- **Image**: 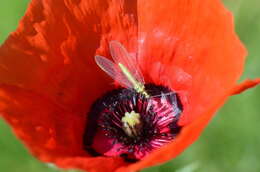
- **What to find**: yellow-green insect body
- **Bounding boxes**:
[118,63,149,98]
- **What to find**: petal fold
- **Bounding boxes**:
[0,0,137,115]
[232,79,260,95]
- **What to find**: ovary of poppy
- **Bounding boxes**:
[0,0,259,172]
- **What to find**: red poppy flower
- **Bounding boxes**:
[0,0,259,171]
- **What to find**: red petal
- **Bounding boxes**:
[55,156,125,172]
[120,0,250,171]
[137,0,246,125]
[0,0,135,171]
[0,84,86,160]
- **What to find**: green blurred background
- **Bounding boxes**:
[0,0,259,172]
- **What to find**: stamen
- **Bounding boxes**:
[122,111,142,137]
[84,84,183,161]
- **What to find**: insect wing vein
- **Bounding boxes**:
[109,41,145,85]
[95,55,133,88]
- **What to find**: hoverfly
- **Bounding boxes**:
[95,41,149,98]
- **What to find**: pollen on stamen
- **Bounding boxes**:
[83,84,183,161]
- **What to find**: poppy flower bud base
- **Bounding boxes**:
[84,84,182,161]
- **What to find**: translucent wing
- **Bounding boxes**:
[95,55,133,88]
[109,41,145,85]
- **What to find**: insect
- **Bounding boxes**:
[95,41,150,98]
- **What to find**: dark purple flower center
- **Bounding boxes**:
[84,84,183,162]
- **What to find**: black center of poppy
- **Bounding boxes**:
[83,84,183,162]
